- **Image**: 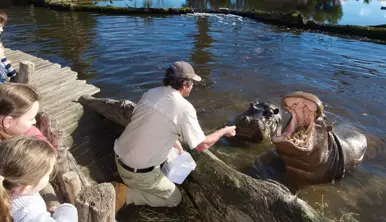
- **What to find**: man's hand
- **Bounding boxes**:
[173,140,184,155]
[223,126,236,137]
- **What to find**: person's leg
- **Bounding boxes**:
[114,157,182,208]
[130,167,182,207]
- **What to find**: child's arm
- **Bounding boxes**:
[13,193,78,222]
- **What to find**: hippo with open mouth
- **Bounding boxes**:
[231,102,282,143]
[271,92,367,183]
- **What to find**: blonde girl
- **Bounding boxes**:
[0,83,54,148]
[0,136,77,221]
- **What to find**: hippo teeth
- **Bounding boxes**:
[276,124,282,137]
[283,112,297,138]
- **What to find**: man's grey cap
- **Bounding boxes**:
[170,61,202,82]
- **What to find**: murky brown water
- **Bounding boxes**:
[2,4,386,221]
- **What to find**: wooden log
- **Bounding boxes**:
[79,96,326,222]
[55,146,71,200]
[11,61,35,83]
[36,111,90,201]
[78,95,136,127]
[63,171,82,205]
[75,183,116,222]
[184,150,324,222]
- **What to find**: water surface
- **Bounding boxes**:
[3,5,386,221]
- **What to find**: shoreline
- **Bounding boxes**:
[30,1,386,42]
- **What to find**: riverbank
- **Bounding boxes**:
[32,1,386,42]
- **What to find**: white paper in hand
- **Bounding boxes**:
[161,148,197,184]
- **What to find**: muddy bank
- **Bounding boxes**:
[32,1,386,42]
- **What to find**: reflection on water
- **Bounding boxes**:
[94,0,386,25]
[3,6,386,221]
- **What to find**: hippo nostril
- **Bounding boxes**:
[263,110,273,117]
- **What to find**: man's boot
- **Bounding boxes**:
[112,182,128,214]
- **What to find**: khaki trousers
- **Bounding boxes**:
[115,156,182,207]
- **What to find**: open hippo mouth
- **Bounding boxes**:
[235,102,282,142]
[272,92,324,150]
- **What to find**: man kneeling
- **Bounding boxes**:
[113,61,236,211]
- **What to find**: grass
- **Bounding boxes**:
[137,188,201,222]
[314,194,359,222]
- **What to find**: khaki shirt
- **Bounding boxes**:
[115,86,206,169]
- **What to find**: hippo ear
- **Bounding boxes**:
[250,102,254,108]
[273,108,279,115]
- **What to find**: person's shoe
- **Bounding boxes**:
[112,182,128,214]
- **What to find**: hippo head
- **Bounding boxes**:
[234,102,282,143]
[271,92,329,162]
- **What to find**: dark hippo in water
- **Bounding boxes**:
[230,102,282,143]
[269,92,367,184]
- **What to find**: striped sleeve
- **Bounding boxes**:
[1,57,17,78]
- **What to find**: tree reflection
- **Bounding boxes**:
[33,9,97,79]
[191,16,214,85]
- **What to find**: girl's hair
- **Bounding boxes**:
[0,11,7,27]
[0,136,57,222]
[0,83,40,140]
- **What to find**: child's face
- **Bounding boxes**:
[15,157,56,196]
[5,101,39,136]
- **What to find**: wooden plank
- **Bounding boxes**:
[45,102,83,118]
[34,63,61,73]
[8,53,36,63]
[31,68,78,85]
[4,49,21,56]
[52,103,84,120]
[38,75,79,91]
[30,58,56,70]
[61,120,80,135]
[42,86,100,109]
[39,79,81,95]
[39,80,87,102]
[56,111,84,129]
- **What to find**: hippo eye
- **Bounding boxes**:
[273,108,279,115]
